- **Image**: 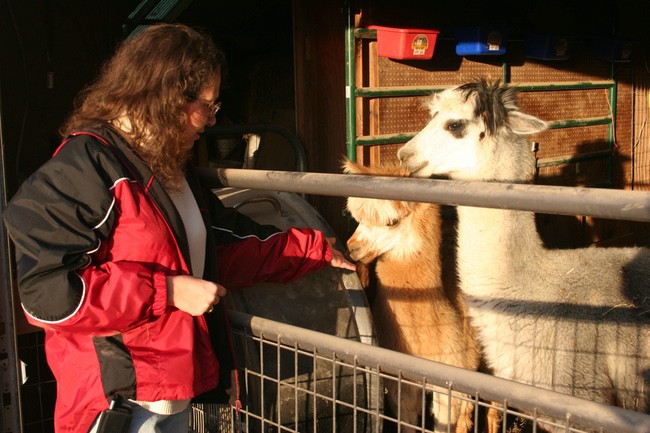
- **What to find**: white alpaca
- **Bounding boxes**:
[344,160,484,433]
[397,79,650,432]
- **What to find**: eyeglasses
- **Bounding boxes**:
[187,95,222,117]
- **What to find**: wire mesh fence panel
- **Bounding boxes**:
[233,329,378,433]
[191,311,650,433]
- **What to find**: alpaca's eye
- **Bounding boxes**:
[446,120,466,138]
[386,218,400,227]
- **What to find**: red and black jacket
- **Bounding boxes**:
[3,126,332,433]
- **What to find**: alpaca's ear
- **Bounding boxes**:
[341,158,353,173]
[509,111,548,135]
[342,158,365,174]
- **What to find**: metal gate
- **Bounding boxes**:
[190,167,650,433]
[192,310,650,433]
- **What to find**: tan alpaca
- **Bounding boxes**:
[344,159,483,433]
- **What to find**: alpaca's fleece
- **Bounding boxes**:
[345,159,482,433]
[398,79,650,433]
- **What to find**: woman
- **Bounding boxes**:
[3,23,355,433]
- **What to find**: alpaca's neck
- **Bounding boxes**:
[456,206,545,295]
[376,252,442,291]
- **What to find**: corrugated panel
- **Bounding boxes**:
[531,125,611,159]
[518,89,610,123]
[378,143,402,165]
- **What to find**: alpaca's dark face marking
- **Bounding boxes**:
[445,119,468,139]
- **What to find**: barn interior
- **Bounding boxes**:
[1,0,650,431]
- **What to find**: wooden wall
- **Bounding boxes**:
[0,0,133,196]
[1,0,135,336]
[292,1,352,239]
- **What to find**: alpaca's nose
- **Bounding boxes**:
[396,145,413,164]
[346,238,362,261]
[346,240,358,258]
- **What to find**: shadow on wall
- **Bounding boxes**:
[535,140,650,249]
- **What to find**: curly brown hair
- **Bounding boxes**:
[60,23,226,190]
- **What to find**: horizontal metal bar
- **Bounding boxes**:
[355,86,441,97]
[354,27,377,39]
[228,310,650,433]
[547,116,612,129]
[355,133,414,146]
[514,81,615,91]
[354,81,615,99]
[203,168,650,222]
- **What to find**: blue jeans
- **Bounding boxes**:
[88,402,190,433]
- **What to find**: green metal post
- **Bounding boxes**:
[607,82,618,185]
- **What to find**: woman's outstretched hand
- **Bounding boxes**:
[326,237,356,271]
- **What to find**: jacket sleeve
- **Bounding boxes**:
[3,136,167,334]
[203,190,332,289]
[216,227,332,289]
